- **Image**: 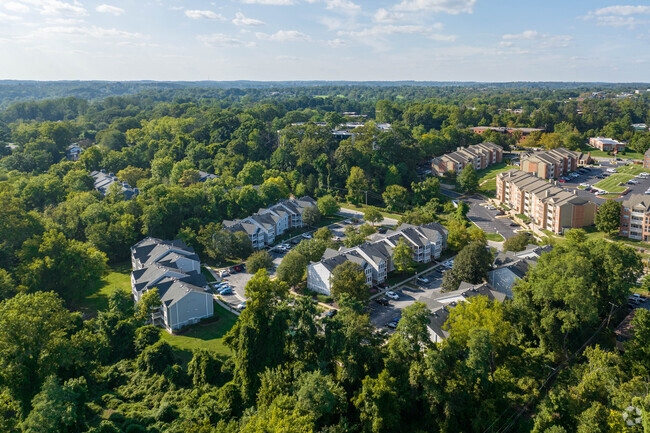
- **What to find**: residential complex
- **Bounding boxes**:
[619,194,650,241]
[520,148,592,179]
[496,169,597,234]
[307,222,448,296]
[224,196,317,249]
[469,126,544,143]
[588,137,626,153]
[130,238,213,332]
[431,142,503,176]
[90,170,139,200]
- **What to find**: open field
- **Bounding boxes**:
[615,164,650,176]
[161,302,237,364]
[477,163,517,183]
[73,262,131,316]
[592,174,634,193]
[583,148,645,160]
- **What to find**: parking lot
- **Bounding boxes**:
[464,195,519,239]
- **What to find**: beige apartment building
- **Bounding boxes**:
[496,169,597,234]
[619,195,650,241]
[431,142,503,176]
[520,148,592,179]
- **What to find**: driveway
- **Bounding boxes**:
[339,207,399,226]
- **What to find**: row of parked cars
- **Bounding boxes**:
[628,293,647,309]
[558,166,593,183]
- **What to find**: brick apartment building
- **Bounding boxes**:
[619,194,650,241]
[520,148,593,179]
[431,142,503,176]
[496,169,597,234]
[589,137,626,153]
[470,126,545,143]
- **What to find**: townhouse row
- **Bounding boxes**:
[431,142,503,176]
[307,222,449,296]
[130,237,213,332]
[520,147,592,179]
[496,169,597,234]
[223,196,317,249]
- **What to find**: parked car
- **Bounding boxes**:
[219,288,233,296]
[218,270,230,277]
[386,291,399,300]
[392,317,400,323]
[607,168,617,173]
[416,276,430,284]
[580,183,590,187]
[628,180,639,185]
[510,222,519,226]
[374,298,389,306]
[332,236,341,241]
[377,227,388,234]
[558,178,567,183]
[301,233,313,239]
[325,309,337,318]
[385,322,397,329]
[236,301,246,311]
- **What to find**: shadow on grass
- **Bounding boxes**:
[70,262,132,318]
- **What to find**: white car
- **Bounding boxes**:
[580,183,590,187]
[386,291,399,300]
[236,301,247,311]
[607,168,617,173]
[301,233,313,239]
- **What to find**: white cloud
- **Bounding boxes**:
[185,10,226,20]
[338,23,455,47]
[501,30,572,48]
[592,5,650,16]
[232,12,265,26]
[502,30,539,40]
[373,8,404,23]
[96,4,125,16]
[256,30,311,41]
[0,11,21,21]
[326,38,346,47]
[241,0,295,4]
[20,25,145,41]
[393,0,476,14]
[21,0,88,16]
[3,2,30,13]
[197,33,256,47]
[325,0,361,14]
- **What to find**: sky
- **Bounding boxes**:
[0,0,649,82]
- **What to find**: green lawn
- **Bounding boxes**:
[161,302,238,364]
[614,164,650,175]
[477,163,517,183]
[583,148,645,160]
[486,233,504,242]
[73,262,132,316]
[592,174,634,193]
[201,266,217,282]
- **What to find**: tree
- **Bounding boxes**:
[442,240,492,291]
[247,250,274,274]
[458,164,479,193]
[346,167,368,204]
[178,168,201,187]
[565,228,587,244]
[364,207,383,225]
[595,200,622,235]
[382,185,409,212]
[314,226,332,241]
[117,166,148,188]
[302,205,321,226]
[22,376,88,433]
[343,226,366,248]
[0,292,78,411]
[353,370,403,433]
[188,349,224,387]
[444,295,512,351]
[392,238,415,273]
[277,251,309,287]
[135,288,162,323]
[293,238,332,262]
[134,325,161,353]
[447,219,471,252]
[412,177,440,206]
[330,261,369,303]
[359,223,377,237]
[503,232,532,252]
[317,195,339,216]
[137,340,175,374]
[625,309,650,375]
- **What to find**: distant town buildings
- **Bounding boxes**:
[130,238,213,332]
[632,123,647,132]
[90,170,139,200]
[588,137,626,153]
[306,222,448,296]
[520,148,592,179]
[431,142,503,176]
[281,121,392,143]
[223,196,317,249]
[496,169,597,234]
[619,194,650,241]
[469,126,545,143]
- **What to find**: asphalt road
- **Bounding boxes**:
[441,189,518,239]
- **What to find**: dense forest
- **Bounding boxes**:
[0,84,649,432]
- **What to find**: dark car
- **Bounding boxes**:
[510,222,519,227]
[325,309,337,318]
[375,298,389,306]
[377,227,388,234]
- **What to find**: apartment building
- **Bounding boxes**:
[496,169,597,234]
[619,194,650,241]
[130,238,213,332]
[431,142,503,176]
[520,148,592,179]
[470,126,545,143]
[307,222,448,295]
[90,170,139,200]
[589,137,626,153]
[224,196,317,249]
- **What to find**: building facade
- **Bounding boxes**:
[520,148,592,179]
[431,142,503,176]
[470,126,545,143]
[589,137,626,153]
[496,169,597,234]
[644,148,650,170]
[619,195,650,241]
[307,222,448,295]
[130,238,213,332]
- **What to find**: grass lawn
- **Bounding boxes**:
[201,266,216,282]
[593,174,634,193]
[161,302,237,364]
[614,164,650,175]
[73,262,132,317]
[583,148,645,160]
[479,179,497,194]
[477,163,517,183]
[486,233,505,242]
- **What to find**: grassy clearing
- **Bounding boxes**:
[593,174,634,193]
[486,233,505,242]
[201,266,217,282]
[74,262,132,316]
[161,302,237,364]
[615,164,650,175]
[477,163,518,183]
[584,148,645,160]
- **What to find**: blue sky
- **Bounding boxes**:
[0,0,648,81]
